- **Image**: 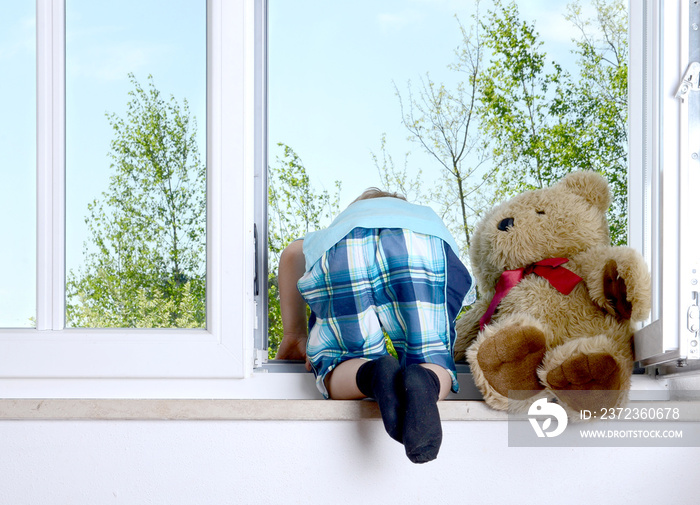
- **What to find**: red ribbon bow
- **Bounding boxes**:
[479,258,583,330]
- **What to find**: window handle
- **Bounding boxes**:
[675,61,700,103]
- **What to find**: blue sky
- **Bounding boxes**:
[268,0,581,209]
[1,0,589,327]
[1,0,37,327]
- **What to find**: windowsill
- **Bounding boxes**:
[2,396,698,421]
[0,398,506,421]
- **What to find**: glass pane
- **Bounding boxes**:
[65,0,206,328]
[0,1,36,328]
[267,0,629,356]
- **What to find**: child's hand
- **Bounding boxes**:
[276,333,311,371]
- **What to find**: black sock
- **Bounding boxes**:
[355,356,404,443]
[402,364,443,464]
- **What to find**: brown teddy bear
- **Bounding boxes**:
[454,171,651,415]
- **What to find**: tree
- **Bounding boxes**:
[477,0,629,244]
[564,0,629,244]
[267,143,340,356]
[477,0,568,193]
[66,74,206,328]
[371,133,430,206]
[394,13,491,254]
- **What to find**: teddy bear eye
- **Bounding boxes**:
[536,209,546,215]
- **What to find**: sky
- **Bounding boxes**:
[1,0,593,328]
[1,0,37,327]
[268,0,584,209]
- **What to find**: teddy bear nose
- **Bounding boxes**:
[498,217,515,231]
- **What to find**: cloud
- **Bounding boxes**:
[67,38,170,82]
[377,9,424,33]
[63,20,177,82]
[518,1,603,46]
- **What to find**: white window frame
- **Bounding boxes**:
[630,0,700,375]
[0,0,261,399]
[0,0,692,400]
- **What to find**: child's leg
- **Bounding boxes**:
[326,356,404,443]
[325,358,367,399]
[420,363,453,400]
[371,230,470,462]
[402,363,451,464]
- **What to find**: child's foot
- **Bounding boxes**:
[402,364,442,464]
[355,355,404,443]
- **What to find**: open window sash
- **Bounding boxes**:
[630,0,700,375]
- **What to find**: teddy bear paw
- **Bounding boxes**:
[546,352,623,411]
[603,260,633,320]
[476,325,547,400]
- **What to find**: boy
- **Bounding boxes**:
[276,189,473,463]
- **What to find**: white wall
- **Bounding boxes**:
[1,418,699,505]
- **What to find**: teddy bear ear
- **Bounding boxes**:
[558,171,611,212]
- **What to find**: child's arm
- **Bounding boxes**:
[275,240,311,369]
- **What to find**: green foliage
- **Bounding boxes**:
[66,74,206,328]
[268,143,340,263]
[564,0,629,244]
[477,0,629,245]
[267,144,340,357]
[478,0,564,192]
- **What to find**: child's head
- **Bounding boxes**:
[351,187,407,204]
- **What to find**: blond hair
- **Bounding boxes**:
[351,187,407,204]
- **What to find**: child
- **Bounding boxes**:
[276,189,473,463]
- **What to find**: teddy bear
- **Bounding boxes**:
[453,171,651,415]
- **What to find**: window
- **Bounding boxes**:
[0,0,695,400]
[631,0,700,375]
[0,0,259,399]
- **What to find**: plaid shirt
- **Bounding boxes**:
[298,227,472,398]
